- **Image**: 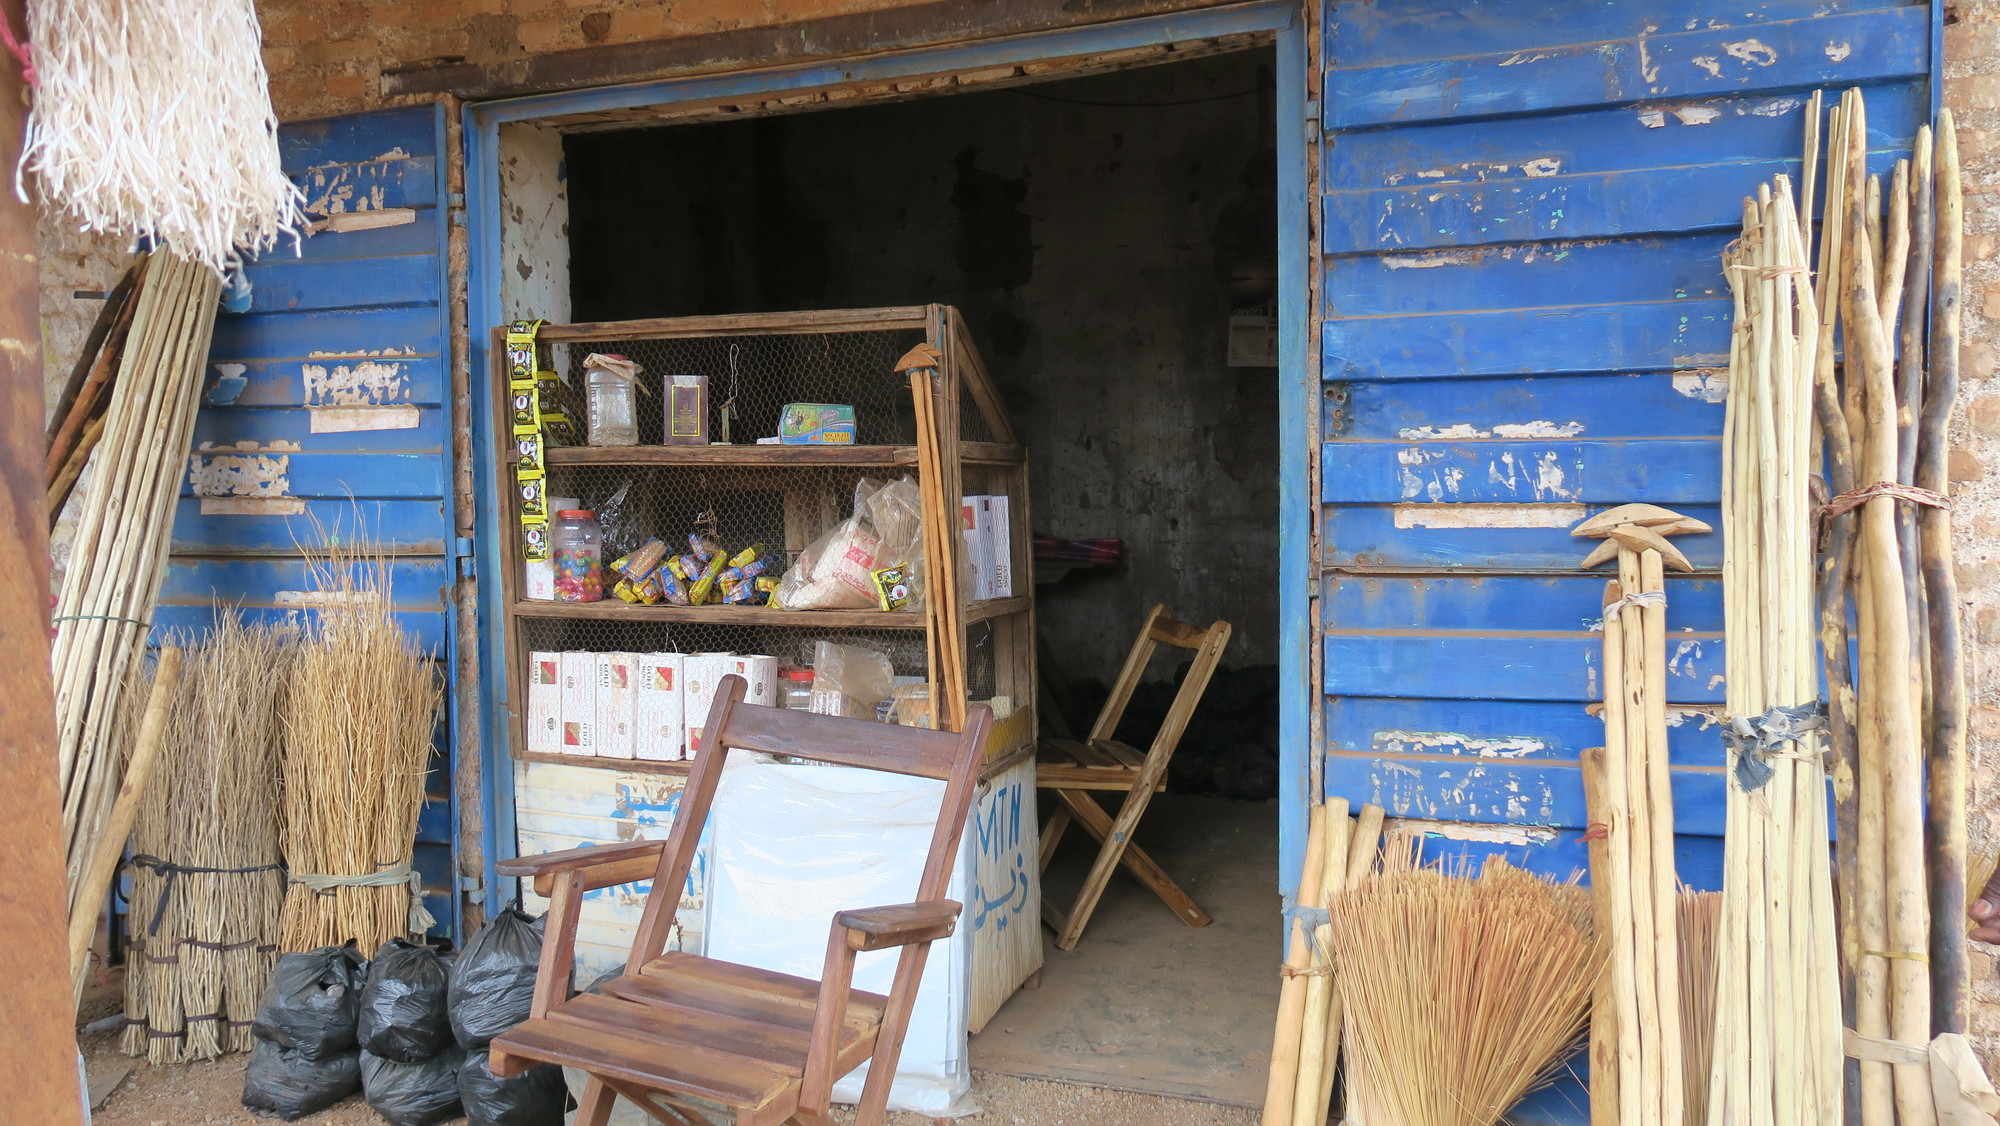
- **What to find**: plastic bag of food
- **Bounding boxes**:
[807,640,896,720]
[358,938,453,1063]
[775,477,925,610]
[362,1046,467,1126]
[449,908,544,1049]
[241,1040,361,1120]
[459,1048,568,1126]
[251,941,367,1059]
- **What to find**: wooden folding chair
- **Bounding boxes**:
[1036,604,1232,950]
[490,674,994,1126]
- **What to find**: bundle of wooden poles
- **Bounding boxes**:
[53,253,222,926]
[46,253,147,522]
[279,534,442,953]
[123,613,294,1062]
[1260,800,1383,1126]
[899,340,968,733]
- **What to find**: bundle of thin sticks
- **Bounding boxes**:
[1806,89,1968,1126]
[52,254,222,922]
[1577,502,1704,1126]
[1712,171,1844,1123]
[900,340,969,733]
[1327,860,1601,1126]
[47,254,147,523]
[279,536,441,953]
[123,613,294,1062]
[1260,800,1384,1126]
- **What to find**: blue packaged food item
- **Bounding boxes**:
[777,403,857,445]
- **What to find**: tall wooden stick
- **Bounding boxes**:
[1583,745,1620,1126]
[1263,804,1334,1126]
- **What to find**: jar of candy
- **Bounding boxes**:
[779,668,814,711]
[551,510,603,602]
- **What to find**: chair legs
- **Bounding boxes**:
[1041,787,1211,950]
[576,1077,618,1126]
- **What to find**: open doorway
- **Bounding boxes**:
[560,49,1282,1104]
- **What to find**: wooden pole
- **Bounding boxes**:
[0,0,89,1108]
[67,648,183,987]
[1291,808,1354,1126]
[1582,745,1620,1126]
[1262,804,1334,1126]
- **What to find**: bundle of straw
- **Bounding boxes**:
[1679,890,1722,1126]
[52,254,220,921]
[1326,861,1601,1126]
[123,613,294,1063]
[23,0,302,273]
[1712,170,1844,1124]
[279,537,441,954]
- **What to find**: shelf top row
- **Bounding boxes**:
[543,441,1022,468]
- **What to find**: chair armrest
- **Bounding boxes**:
[834,900,962,951]
[497,840,666,898]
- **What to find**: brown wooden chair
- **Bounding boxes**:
[490,673,994,1126]
[1036,603,1232,950]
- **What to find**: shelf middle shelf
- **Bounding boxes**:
[508,595,1031,629]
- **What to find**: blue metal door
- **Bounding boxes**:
[1316,4,1929,1118]
[160,104,460,938]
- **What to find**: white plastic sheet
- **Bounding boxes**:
[703,754,977,1117]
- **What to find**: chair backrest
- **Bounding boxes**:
[1087,604,1233,751]
[625,674,994,971]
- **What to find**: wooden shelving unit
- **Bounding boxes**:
[495,304,1036,768]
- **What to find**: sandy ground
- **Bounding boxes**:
[84,1032,1257,1126]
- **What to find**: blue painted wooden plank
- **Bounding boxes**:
[1321,437,1718,504]
[1324,298,1731,380]
[211,306,443,364]
[1324,149,1924,253]
[1323,575,1724,633]
[210,356,447,409]
[159,557,449,609]
[183,450,444,499]
[279,105,440,168]
[193,407,447,451]
[152,604,448,652]
[1335,374,1725,440]
[293,155,439,216]
[1323,83,1927,191]
[1326,7,1928,128]
[1324,0,1908,69]
[1322,503,1724,570]
[247,253,439,313]
[280,208,441,264]
[1325,234,1734,316]
[1323,632,1724,702]
[1322,746,1726,832]
[1325,695,1728,769]
[171,498,450,555]
[417,801,452,844]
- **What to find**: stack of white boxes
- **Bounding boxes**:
[958,494,1013,600]
[527,650,777,761]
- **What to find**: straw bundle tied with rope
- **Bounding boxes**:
[23,0,302,273]
[1327,860,1602,1126]
[123,613,294,1064]
[279,534,441,955]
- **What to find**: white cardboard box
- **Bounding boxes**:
[987,495,1012,598]
[683,652,736,755]
[635,652,686,761]
[959,499,987,604]
[727,654,779,708]
[597,652,638,760]
[525,651,562,754]
[559,651,597,755]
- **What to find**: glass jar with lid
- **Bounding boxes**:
[551,509,604,602]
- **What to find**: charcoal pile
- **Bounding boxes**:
[1063,664,1279,801]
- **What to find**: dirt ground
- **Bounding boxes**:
[83,1031,1257,1126]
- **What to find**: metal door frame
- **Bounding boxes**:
[463,0,1317,908]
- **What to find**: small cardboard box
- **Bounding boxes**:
[683,652,735,755]
[636,653,686,761]
[596,652,638,760]
[987,495,1013,598]
[960,498,987,602]
[525,651,562,754]
[559,651,597,755]
[727,654,779,708]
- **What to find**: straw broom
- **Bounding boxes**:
[1680,890,1721,1126]
[1328,861,1601,1126]
[279,534,442,954]
[121,613,294,1062]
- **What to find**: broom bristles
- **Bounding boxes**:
[1679,889,1722,1126]
[1328,859,1603,1126]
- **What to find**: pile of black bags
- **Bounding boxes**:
[242,907,564,1125]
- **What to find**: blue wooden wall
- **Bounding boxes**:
[165,104,459,938]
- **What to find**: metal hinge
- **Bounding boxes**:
[1323,382,1353,438]
[454,536,476,578]
[457,875,484,895]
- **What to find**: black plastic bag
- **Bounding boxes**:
[459,1048,568,1126]
[241,1040,361,1120]
[361,1046,467,1126]
[449,907,544,1049]
[359,938,453,1062]
[251,941,367,1059]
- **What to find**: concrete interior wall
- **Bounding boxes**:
[561,49,1280,682]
